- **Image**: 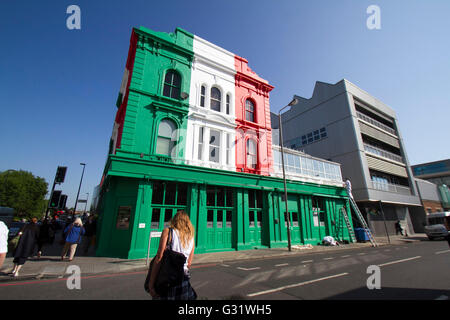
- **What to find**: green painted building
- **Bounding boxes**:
[94,27,354,259]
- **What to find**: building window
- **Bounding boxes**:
[248,190,263,227]
[206,186,234,229]
[301,135,307,145]
[209,129,221,163]
[156,119,176,156]
[245,99,255,122]
[162,70,181,99]
[246,139,257,169]
[226,134,232,165]
[313,130,320,141]
[150,181,188,229]
[226,94,231,115]
[198,126,204,160]
[200,85,206,107]
[312,197,326,227]
[210,87,221,112]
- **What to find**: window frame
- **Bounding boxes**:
[210,87,222,112]
[208,129,221,163]
[245,99,255,122]
[200,85,206,107]
[155,118,177,157]
[162,70,182,100]
[246,138,258,170]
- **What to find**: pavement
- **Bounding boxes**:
[0,232,428,282]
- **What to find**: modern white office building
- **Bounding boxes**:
[273,79,422,235]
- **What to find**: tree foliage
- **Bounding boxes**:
[0,170,48,220]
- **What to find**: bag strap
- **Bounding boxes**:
[166,228,173,250]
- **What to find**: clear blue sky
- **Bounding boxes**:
[1,0,449,209]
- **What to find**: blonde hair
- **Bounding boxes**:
[74,218,83,227]
[170,210,194,249]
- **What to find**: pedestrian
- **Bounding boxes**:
[63,214,74,231]
[445,233,450,248]
[61,218,85,262]
[148,210,197,300]
[36,218,55,258]
[0,221,9,271]
[344,178,353,199]
[395,220,404,236]
[82,215,97,255]
[10,217,40,277]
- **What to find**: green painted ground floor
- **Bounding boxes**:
[95,156,354,259]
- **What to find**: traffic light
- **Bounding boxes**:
[55,166,67,183]
[50,190,62,208]
[58,194,68,210]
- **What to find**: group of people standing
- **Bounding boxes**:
[0,214,97,277]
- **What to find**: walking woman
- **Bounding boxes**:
[61,218,85,261]
[148,210,197,300]
[10,217,40,277]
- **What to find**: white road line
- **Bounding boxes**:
[237,267,261,271]
[357,253,366,255]
[323,257,334,260]
[301,260,314,263]
[435,250,450,255]
[275,263,289,267]
[247,273,349,297]
[378,256,421,267]
[341,255,351,258]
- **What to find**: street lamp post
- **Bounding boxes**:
[278,98,299,252]
[73,163,86,215]
[84,192,89,214]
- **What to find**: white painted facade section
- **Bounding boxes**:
[186,35,237,171]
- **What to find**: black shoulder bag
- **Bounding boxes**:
[144,228,187,295]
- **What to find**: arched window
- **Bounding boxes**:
[245,99,255,122]
[246,139,257,169]
[200,85,206,107]
[156,119,177,156]
[210,87,221,112]
[163,70,181,99]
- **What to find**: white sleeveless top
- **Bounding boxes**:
[0,221,9,254]
[169,228,194,274]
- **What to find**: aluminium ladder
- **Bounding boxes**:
[343,197,378,247]
[340,207,356,243]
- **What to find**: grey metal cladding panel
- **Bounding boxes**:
[358,121,400,148]
[415,179,440,201]
[367,189,421,205]
[366,155,408,177]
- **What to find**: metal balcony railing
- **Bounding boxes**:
[356,111,397,136]
[364,143,404,163]
[370,180,411,195]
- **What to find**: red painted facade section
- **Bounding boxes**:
[114,30,138,151]
[234,55,274,176]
